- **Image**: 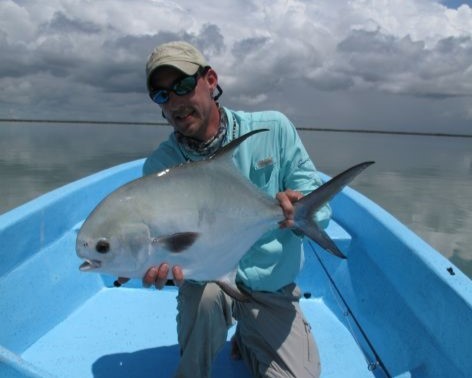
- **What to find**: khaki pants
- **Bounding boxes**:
[175,282,321,378]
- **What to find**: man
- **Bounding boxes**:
[141,41,329,378]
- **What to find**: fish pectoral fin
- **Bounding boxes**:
[153,232,200,253]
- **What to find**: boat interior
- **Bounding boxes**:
[1,160,469,378]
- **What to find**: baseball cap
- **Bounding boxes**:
[146,41,208,91]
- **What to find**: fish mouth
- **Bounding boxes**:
[79,259,102,271]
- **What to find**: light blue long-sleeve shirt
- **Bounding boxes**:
[143,107,331,292]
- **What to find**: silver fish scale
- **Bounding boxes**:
[77,129,374,296]
[76,132,282,281]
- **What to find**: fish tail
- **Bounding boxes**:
[293,161,375,259]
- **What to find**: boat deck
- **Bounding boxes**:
[20,288,369,378]
[1,220,375,378]
[3,159,470,377]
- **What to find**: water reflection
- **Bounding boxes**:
[299,130,472,276]
[1,123,471,278]
[0,122,170,212]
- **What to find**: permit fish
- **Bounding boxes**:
[76,129,373,300]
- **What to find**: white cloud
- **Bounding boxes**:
[0,0,471,132]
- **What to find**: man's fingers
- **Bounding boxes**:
[172,266,184,287]
[276,192,294,221]
[276,190,303,229]
[143,264,169,289]
[143,266,158,287]
[285,189,303,203]
[154,264,170,289]
[142,264,186,290]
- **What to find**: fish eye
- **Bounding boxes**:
[95,239,110,254]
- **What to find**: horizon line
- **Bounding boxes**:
[1,118,471,139]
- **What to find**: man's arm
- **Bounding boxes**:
[277,115,332,229]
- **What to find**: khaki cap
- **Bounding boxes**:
[146,41,208,91]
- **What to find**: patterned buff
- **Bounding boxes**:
[175,107,228,158]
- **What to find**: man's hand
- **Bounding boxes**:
[143,264,184,289]
[276,189,303,229]
[114,264,184,290]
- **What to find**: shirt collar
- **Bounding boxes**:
[175,106,228,159]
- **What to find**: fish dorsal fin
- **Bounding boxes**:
[210,129,269,164]
[153,232,200,253]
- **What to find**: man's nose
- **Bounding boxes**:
[166,90,183,106]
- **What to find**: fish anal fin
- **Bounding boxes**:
[215,270,249,302]
[153,232,200,253]
[216,281,249,302]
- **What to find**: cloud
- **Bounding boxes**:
[42,11,102,34]
[0,0,471,132]
[313,29,472,97]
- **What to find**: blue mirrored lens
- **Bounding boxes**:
[150,72,200,104]
[173,76,197,95]
[151,90,169,104]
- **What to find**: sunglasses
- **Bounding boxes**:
[149,68,207,105]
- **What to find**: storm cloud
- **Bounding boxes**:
[0,0,471,132]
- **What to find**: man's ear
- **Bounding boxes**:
[205,68,219,92]
[204,68,222,100]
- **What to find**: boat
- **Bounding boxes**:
[1,159,470,378]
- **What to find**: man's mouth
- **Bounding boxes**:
[173,108,195,120]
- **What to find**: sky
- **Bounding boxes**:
[0,0,471,133]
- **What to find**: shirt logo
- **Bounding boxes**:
[257,157,274,169]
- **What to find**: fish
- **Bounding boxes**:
[76,129,374,300]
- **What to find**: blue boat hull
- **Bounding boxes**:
[1,160,470,377]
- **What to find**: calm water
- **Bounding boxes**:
[1,122,471,278]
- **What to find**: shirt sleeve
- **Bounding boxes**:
[277,114,332,229]
[142,136,186,176]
